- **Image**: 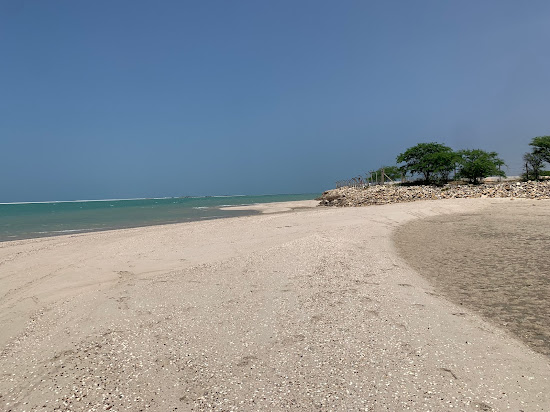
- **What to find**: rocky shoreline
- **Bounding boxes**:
[317,181,550,207]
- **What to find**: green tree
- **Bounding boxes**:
[456,149,505,184]
[523,151,545,180]
[529,136,550,163]
[396,142,457,184]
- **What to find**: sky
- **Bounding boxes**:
[2,0,550,202]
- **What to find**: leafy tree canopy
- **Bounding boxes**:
[523,151,545,181]
[529,136,550,163]
[457,149,505,184]
[396,142,457,184]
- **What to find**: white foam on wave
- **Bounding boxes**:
[1,194,315,206]
[186,194,246,199]
[0,198,143,205]
[0,196,178,205]
[35,229,87,234]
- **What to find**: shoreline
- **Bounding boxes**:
[0,200,319,244]
[219,199,319,214]
[0,200,316,243]
[0,194,320,243]
[1,198,549,410]
[0,209,261,244]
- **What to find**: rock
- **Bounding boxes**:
[317,181,550,207]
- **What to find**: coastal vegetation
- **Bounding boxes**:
[455,149,505,184]
[388,136,549,186]
[323,136,550,207]
[529,135,550,163]
[337,136,549,190]
[395,142,506,185]
[396,143,457,184]
[523,152,545,181]
[524,135,550,180]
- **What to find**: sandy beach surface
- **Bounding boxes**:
[394,199,550,357]
[1,198,549,411]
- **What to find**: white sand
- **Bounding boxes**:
[1,198,549,411]
[219,199,319,214]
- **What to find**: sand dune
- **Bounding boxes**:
[1,198,549,411]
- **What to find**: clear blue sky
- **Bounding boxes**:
[2,0,549,202]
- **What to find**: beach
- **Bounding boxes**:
[1,198,549,411]
[394,199,550,356]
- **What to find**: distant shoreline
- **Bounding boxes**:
[0,193,320,242]
[0,193,312,205]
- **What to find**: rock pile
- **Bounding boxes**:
[317,181,550,207]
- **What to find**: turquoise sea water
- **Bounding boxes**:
[0,194,319,242]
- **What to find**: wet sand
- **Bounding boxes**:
[394,199,550,357]
[1,199,549,411]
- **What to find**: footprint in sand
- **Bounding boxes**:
[310,314,323,323]
[236,355,258,367]
[472,401,494,411]
[116,295,130,310]
[116,270,134,284]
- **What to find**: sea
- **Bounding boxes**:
[0,193,319,242]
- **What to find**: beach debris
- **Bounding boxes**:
[317,181,550,207]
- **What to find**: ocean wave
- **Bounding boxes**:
[35,229,88,234]
[0,198,143,205]
[0,196,177,205]
[0,194,316,205]
[186,194,246,199]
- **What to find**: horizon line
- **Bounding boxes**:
[0,192,319,205]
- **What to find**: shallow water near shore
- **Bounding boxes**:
[0,193,319,242]
[394,199,550,356]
